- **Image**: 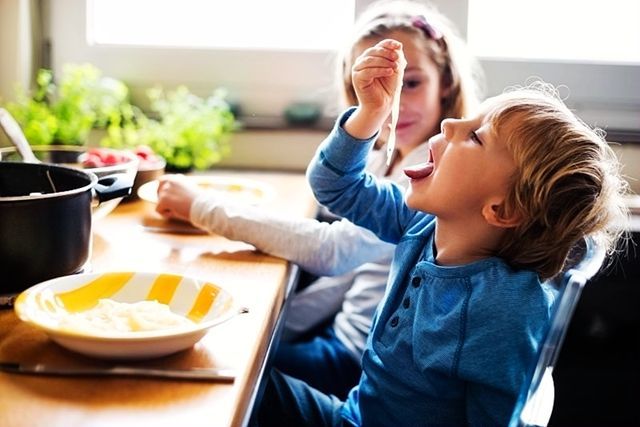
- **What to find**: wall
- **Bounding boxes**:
[613,143,640,195]
[217,129,326,172]
[0,0,32,103]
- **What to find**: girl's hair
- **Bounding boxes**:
[337,0,483,122]
[490,82,629,279]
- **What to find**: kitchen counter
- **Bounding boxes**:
[0,170,318,427]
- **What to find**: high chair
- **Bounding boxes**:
[509,237,606,427]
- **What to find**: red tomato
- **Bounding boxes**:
[82,148,131,168]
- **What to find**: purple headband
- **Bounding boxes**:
[411,15,443,40]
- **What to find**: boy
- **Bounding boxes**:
[256,39,627,426]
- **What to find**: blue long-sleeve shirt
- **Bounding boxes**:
[307,108,555,426]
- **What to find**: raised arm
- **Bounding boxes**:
[344,39,406,141]
[306,39,416,243]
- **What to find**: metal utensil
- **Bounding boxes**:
[0,362,236,382]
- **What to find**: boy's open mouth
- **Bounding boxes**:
[403,148,434,180]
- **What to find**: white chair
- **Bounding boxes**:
[509,238,607,427]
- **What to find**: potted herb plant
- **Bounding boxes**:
[101,85,237,172]
[4,64,130,146]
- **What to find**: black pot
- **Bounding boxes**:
[0,162,131,294]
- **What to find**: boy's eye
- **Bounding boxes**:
[470,131,483,145]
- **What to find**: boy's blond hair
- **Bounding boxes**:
[338,0,483,122]
[490,83,629,279]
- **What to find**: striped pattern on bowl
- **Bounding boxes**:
[13,272,238,359]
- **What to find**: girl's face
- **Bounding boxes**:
[403,98,516,220]
[352,30,445,157]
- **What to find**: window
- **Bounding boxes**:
[464,0,640,131]
[45,0,640,131]
[88,0,354,51]
[467,0,640,64]
[49,0,356,121]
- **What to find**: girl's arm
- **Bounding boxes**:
[156,175,394,276]
[188,192,396,276]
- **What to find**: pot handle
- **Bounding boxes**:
[93,173,134,203]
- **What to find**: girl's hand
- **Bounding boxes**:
[155,174,199,222]
[346,39,405,140]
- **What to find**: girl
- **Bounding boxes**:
[254,41,627,426]
[156,0,482,399]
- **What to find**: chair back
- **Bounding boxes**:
[509,237,606,427]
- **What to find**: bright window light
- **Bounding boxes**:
[467,0,640,64]
[87,0,355,51]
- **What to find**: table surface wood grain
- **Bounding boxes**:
[0,170,317,427]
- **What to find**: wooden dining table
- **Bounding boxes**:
[0,170,318,427]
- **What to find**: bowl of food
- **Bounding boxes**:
[126,145,166,202]
[137,175,276,206]
[0,145,138,219]
[14,271,241,359]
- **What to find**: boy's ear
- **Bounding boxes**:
[482,201,522,228]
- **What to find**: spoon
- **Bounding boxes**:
[0,108,40,163]
[0,108,58,192]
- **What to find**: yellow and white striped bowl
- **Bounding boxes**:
[14,272,238,359]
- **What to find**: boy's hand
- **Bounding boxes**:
[156,175,199,222]
[346,39,405,140]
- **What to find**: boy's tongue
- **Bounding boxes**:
[403,162,434,179]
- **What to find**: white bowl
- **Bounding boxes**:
[14,271,239,360]
[138,175,276,205]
